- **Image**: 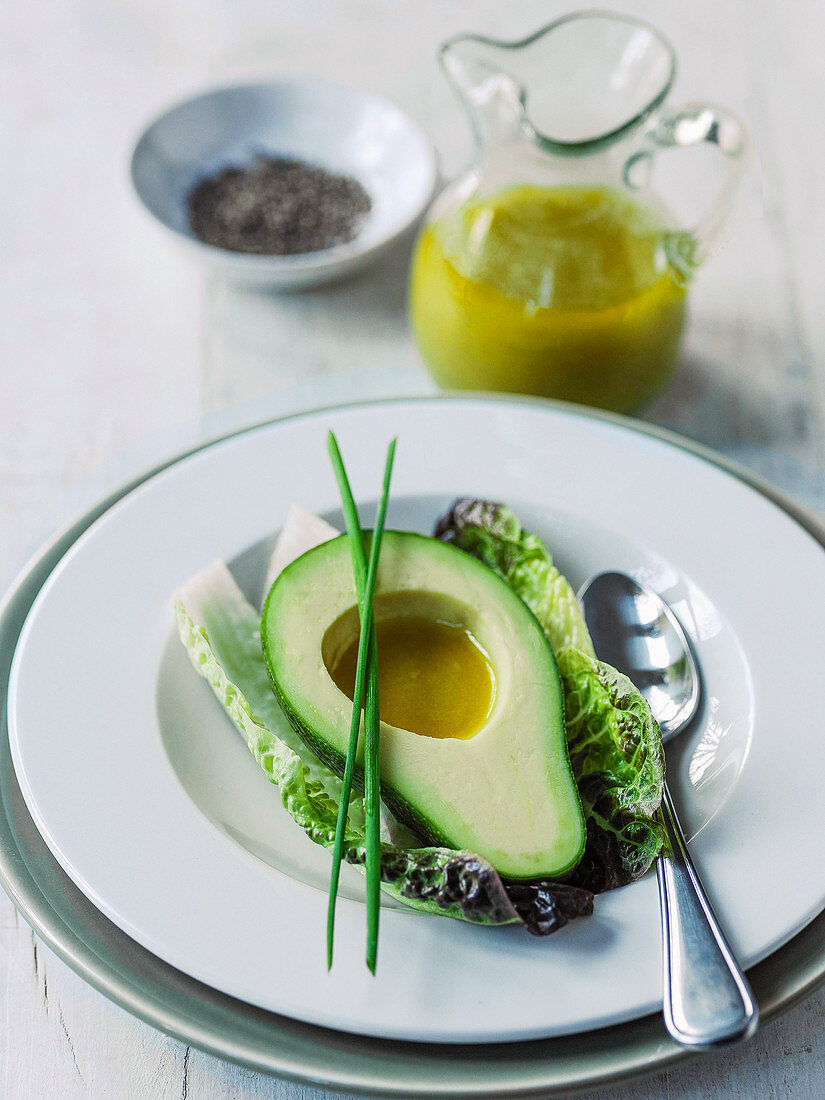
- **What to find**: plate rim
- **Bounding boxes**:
[3,390,825,1095]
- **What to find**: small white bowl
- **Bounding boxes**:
[130,79,437,289]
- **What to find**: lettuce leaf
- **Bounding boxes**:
[558,648,665,892]
[435,498,595,657]
[173,561,593,935]
[435,499,665,890]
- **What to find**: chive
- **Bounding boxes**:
[326,432,396,971]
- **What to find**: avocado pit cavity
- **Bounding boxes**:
[323,594,495,740]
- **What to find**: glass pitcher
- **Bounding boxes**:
[409,12,748,412]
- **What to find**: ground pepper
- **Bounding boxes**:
[187,156,371,255]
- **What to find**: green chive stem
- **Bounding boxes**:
[325,432,396,971]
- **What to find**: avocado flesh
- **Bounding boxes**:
[262,531,585,880]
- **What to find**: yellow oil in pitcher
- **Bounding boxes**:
[409,185,688,412]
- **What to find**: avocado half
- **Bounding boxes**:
[262,531,585,880]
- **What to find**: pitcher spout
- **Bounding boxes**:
[441,13,676,154]
[439,36,527,146]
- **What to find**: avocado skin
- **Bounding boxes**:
[262,530,585,880]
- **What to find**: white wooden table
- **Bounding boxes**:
[3,0,825,1095]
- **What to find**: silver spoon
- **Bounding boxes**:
[578,571,758,1048]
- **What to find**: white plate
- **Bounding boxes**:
[8,396,825,1043]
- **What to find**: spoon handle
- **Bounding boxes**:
[657,786,759,1047]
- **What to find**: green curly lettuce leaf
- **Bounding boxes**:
[435,499,665,891]
[173,561,593,935]
[434,498,595,657]
[557,647,665,891]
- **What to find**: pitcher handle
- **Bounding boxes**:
[625,103,749,274]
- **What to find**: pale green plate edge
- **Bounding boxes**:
[2,393,824,1098]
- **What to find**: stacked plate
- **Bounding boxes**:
[4,390,825,1096]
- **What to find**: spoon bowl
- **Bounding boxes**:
[578,571,700,741]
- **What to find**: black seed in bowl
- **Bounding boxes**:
[187,155,372,256]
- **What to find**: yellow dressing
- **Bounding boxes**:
[329,617,495,740]
[409,185,688,412]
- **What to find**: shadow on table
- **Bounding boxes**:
[202,232,420,407]
[645,351,825,514]
[645,350,813,455]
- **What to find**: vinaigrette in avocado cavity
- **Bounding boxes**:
[329,616,495,740]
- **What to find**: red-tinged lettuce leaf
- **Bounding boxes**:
[347,845,593,936]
